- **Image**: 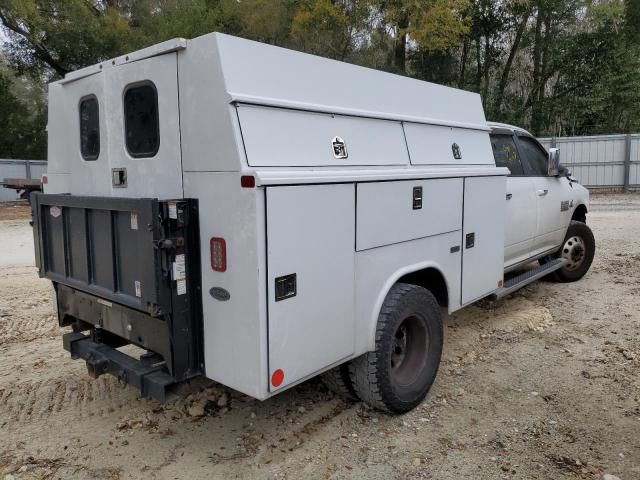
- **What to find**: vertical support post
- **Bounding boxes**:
[25,160,32,180]
[624,134,631,191]
[551,137,557,148]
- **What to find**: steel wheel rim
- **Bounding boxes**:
[390,315,429,387]
[561,235,586,271]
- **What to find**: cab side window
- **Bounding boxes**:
[490,134,524,176]
[518,136,548,176]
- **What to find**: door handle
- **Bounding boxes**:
[537,189,549,196]
[505,193,513,200]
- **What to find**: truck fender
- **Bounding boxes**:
[365,261,450,351]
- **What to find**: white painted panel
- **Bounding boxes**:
[356,178,462,251]
[504,177,536,268]
[462,176,506,304]
[531,176,569,256]
[183,172,268,399]
[103,53,183,199]
[238,105,408,167]
[48,73,113,196]
[405,123,494,165]
[214,33,488,128]
[354,230,462,355]
[267,184,355,390]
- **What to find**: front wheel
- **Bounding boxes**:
[541,220,595,282]
[349,283,443,413]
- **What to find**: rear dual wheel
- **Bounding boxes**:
[347,283,443,413]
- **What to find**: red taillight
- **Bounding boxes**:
[42,175,48,185]
[240,175,255,188]
[210,237,227,272]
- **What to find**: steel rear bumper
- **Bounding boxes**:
[63,331,177,402]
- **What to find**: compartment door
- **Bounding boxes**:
[266,185,355,391]
[461,176,506,304]
[104,53,183,199]
[238,104,408,167]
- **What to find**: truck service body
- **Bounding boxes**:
[33,33,594,412]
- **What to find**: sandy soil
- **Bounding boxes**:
[0,197,639,480]
[0,202,32,221]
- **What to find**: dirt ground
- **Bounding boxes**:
[1,194,639,480]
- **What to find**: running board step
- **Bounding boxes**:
[492,258,565,299]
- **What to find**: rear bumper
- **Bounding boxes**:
[63,331,178,402]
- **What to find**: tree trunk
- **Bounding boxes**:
[536,13,552,133]
[0,9,69,77]
[493,10,531,116]
[458,37,469,89]
[475,36,482,92]
[393,12,409,74]
[482,34,490,109]
[530,6,544,133]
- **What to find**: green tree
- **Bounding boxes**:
[1,0,640,153]
[0,0,134,76]
[291,0,371,60]
[0,60,46,158]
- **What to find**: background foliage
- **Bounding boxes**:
[0,0,639,159]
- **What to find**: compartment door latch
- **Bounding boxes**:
[412,186,423,210]
[465,232,475,249]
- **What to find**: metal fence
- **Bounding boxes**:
[0,159,47,202]
[538,134,640,189]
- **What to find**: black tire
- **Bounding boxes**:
[540,220,595,282]
[348,283,443,413]
[321,363,359,401]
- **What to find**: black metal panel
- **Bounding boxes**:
[32,193,161,314]
[114,210,141,298]
[67,208,89,283]
[89,209,115,291]
[31,193,204,395]
[57,285,172,366]
[43,206,66,276]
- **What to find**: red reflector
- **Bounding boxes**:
[210,237,227,272]
[271,369,284,387]
[240,175,255,188]
[42,175,48,185]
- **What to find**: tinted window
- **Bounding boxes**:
[79,96,100,160]
[518,136,548,175]
[490,134,524,175]
[124,83,160,158]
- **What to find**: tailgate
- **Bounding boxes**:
[31,193,191,316]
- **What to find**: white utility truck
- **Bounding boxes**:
[32,33,594,413]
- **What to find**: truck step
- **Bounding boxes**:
[493,258,565,299]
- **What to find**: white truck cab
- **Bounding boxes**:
[32,33,594,414]
[488,122,591,273]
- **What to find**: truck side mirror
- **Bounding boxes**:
[548,147,561,176]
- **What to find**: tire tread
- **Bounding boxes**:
[349,283,442,413]
[321,364,359,401]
